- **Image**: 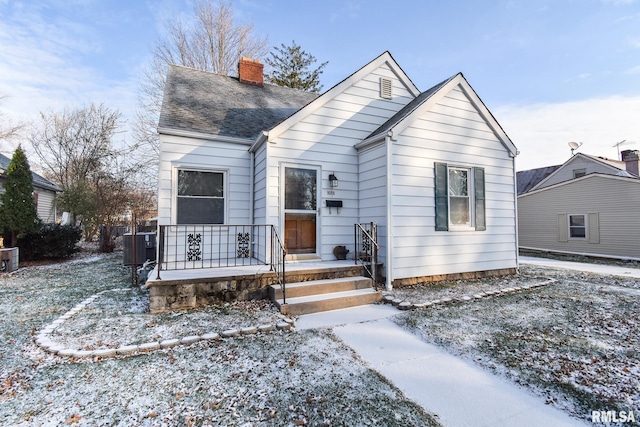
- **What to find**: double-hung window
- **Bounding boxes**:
[434,162,485,231]
[558,213,599,243]
[568,214,586,238]
[176,170,225,224]
[448,167,471,226]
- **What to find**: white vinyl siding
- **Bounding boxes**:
[157,134,251,226]
[389,84,517,280]
[267,62,414,261]
[252,142,268,224]
[358,142,388,270]
[519,175,640,260]
[35,190,57,223]
[0,184,57,223]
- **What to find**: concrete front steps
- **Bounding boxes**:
[270,276,382,316]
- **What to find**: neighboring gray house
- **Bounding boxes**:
[157,51,520,290]
[0,152,61,223]
[518,150,640,260]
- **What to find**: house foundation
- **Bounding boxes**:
[391,267,518,288]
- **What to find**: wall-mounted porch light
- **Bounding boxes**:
[329,172,338,188]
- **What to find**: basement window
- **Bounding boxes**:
[380,78,392,99]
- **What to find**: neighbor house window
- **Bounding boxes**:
[434,163,485,231]
[176,170,224,224]
[573,169,586,178]
[568,214,586,238]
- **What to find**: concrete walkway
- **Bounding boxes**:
[297,268,596,426]
[332,314,586,427]
[295,257,638,425]
[520,256,640,278]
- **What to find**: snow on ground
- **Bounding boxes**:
[2,250,638,426]
[0,253,437,426]
[389,265,640,424]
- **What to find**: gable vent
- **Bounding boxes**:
[380,77,392,99]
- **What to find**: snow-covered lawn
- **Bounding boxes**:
[3,250,638,426]
[389,264,640,422]
[0,253,437,426]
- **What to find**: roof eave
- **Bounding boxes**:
[249,131,269,153]
[355,132,388,151]
[157,127,253,146]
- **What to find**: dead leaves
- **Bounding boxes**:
[65,413,81,424]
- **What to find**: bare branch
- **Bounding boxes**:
[0,94,25,141]
[132,0,269,188]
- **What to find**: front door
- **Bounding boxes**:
[283,166,319,255]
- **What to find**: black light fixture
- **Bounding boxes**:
[329,172,338,188]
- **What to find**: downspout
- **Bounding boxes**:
[512,151,520,271]
[385,132,393,291]
[249,150,255,225]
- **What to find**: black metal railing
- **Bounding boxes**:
[156,224,285,288]
[270,226,287,304]
[355,222,379,286]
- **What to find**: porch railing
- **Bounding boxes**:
[355,222,379,286]
[270,226,287,304]
[156,224,286,292]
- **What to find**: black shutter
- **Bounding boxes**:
[434,162,449,231]
[474,167,486,231]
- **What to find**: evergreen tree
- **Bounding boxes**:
[0,146,40,247]
[265,41,328,93]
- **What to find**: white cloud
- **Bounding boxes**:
[495,96,640,170]
[0,3,142,151]
[626,65,640,74]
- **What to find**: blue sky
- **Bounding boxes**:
[1,0,639,170]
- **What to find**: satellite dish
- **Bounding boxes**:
[568,141,583,155]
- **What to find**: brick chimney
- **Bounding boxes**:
[238,57,264,87]
[621,149,640,176]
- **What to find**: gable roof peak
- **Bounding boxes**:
[259,51,421,144]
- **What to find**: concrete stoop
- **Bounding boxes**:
[270,276,382,316]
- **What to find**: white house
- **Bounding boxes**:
[157,51,519,292]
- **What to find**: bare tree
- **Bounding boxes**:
[133,0,269,186]
[156,0,269,74]
[0,95,23,142]
[30,103,133,233]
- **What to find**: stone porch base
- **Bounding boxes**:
[391,267,518,288]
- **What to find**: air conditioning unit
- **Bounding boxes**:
[123,232,156,266]
[0,248,19,273]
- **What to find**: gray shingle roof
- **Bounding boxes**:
[516,165,561,195]
[0,152,61,192]
[158,65,320,140]
[366,74,458,140]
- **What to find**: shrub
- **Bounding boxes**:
[17,224,82,261]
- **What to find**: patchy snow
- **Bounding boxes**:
[2,251,638,426]
[389,264,640,425]
[0,253,437,426]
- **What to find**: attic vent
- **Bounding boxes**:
[380,78,392,99]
